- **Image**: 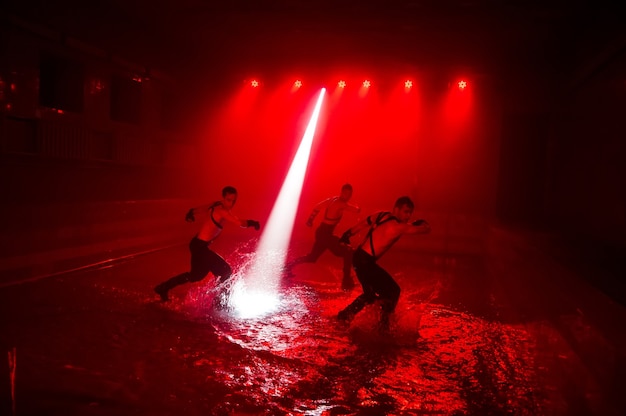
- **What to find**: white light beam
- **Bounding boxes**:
[230,88,326,317]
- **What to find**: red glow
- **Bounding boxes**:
[294,80,302,88]
[89,79,105,95]
[206,72,479,221]
[10,83,16,92]
[439,77,474,144]
[251,80,260,88]
[358,79,372,98]
[377,75,422,147]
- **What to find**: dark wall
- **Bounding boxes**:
[541,49,626,292]
[496,113,550,226]
[492,11,626,294]
[494,9,625,242]
[544,50,626,249]
[0,16,207,271]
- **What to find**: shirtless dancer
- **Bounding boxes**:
[285,183,360,290]
[154,186,260,302]
[337,196,431,329]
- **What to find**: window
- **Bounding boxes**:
[39,53,84,112]
[110,75,142,123]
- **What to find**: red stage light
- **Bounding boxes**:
[405,80,413,89]
[338,80,346,88]
[458,80,467,90]
[363,80,371,88]
[251,79,259,88]
[294,80,302,88]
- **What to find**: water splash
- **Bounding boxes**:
[228,277,281,319]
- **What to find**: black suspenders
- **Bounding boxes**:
[361,212,398,259]
[209,201,223,229]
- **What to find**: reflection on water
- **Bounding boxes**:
[3,241,617,415]
[161,251,543,415]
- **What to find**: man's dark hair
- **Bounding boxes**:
[222,186,237,197]
[394,196,414,210]
[341,183,353,192]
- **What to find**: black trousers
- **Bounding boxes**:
[339,248,401,317]
[186,236,231,282]
[290,223,353,279]
[157,236,232,292]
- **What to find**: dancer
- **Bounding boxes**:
[337,196,430,330]
[285,183,360,289]
[154,186,260,302]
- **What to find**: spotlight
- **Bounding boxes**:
[458,80,467,90]
[230,89,327,318]
[337,80,346,89]
[251,79,260,88]
[404,80,413,89]
[294,80,302,88]
[362,80,371,88]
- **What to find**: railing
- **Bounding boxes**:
[1,115,196,167]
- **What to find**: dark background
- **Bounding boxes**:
[1,0,624,297]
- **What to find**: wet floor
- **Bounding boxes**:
[1,238,624,415]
